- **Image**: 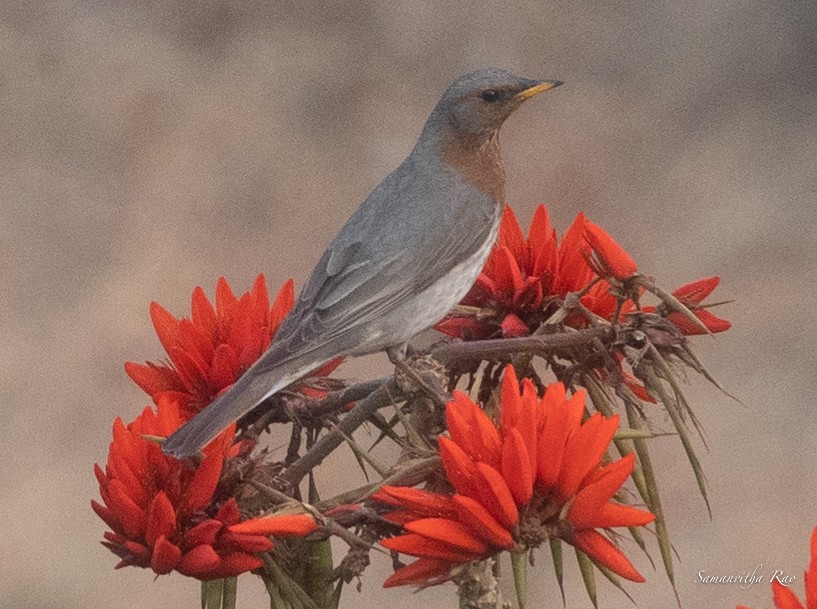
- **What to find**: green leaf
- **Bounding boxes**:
[549,538,566,606]
[510,549,528,609]
[201,580,224,609]
[222,578,237,609]
[263,554,320,609]
[594,562,635,604]
[575,549,598,609]
[625,401,679,601]
[640,355,712,518]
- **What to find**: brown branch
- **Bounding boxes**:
[277,378,405,490]
[298,377,392,419]
[430,325,615,363]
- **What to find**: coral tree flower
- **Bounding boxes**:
[663,276,731,335]
[125,275,341,419]
[376,366,654,587]
[582,217,638,281]
[435,205,637,340]
[738,526,817,609]
[92,397,317,579]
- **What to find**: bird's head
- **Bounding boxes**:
[425,68,562,142]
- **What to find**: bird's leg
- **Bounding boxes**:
[387,346,450,408]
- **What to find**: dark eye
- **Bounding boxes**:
[481,89,500,103]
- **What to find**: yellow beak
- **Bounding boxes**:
[514,80,563,102]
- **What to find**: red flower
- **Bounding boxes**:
[92,397,317,579]
[125,275,342,419]
[666,276,731,335]
[376,366,654,587]
[435,205,636,340]
[737,526,817,609]
[582,218,638,281]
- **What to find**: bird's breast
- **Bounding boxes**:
[437,132,506,203]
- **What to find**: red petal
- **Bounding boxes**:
[215,277,238,323]
[517,378,541,477]
[91,500,122,534]
[528,204,558,281]
[404,518,489,555]
[439,437,480,499]
[492,247,525,300]
[472,462,519,528]
[145,491,177,548]
[465,273,499,305]
[380,534,484,563]
[511,276,543,311]
[567,454,636,527]
[501,428,533,506]
[536,387,585,490]
[452,495,514,550]
[771,580,806,609]
[204,552,264,578]
[569,529,644,582]
[667,309,731,335]
[575,502,655,529]
[498,205,528,267]
[445,391,502,469]
[806,526,817,608]
[124,361,184,398]
[500,313,530,338]
[149,302,180,358]
[208,344,240,392]
[382,557,453,588]
[672,276,720,305]
[215,498,241,526]
[582,220,638,280]
[249,274,271,327]
[373,487,459,519]
[177,544,221,577]
[218,531,275,553]
[434,317,494,340]
[121,540,151,564]
[149,535,182,574]
[556,213,594,294]
[228,514,316,537]
[191,285,218,344]
[106,479,147,539]
[499,366,522,429]
[183,519,223,548]
[556,413,619,502]
[181,450,222,514]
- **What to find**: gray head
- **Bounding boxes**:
[422,68,562,142]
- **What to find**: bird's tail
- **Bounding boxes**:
[162,352,318,458]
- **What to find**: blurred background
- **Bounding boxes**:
[2,1,816,608]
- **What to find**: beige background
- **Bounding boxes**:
[2,1,816,608]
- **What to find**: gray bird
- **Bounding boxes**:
[163,68,561,458]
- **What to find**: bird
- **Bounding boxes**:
[163,67,562,458]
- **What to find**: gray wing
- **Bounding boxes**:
[258,161,498,370]
[163,161,497,458]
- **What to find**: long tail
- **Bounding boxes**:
[162,351,320,458]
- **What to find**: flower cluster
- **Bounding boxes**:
[94,277,324,580]
[125,274,341,420]
[645,275,731,335]
[436,204,729,339]
[738,526,817,609]
[92,396,317,579]
[375,366,655,587]
[435,205,637,339]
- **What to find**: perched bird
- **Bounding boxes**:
[163,68,561,458]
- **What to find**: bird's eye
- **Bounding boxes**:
[481,89,500,103]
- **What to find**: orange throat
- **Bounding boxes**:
[439,131,506,202]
